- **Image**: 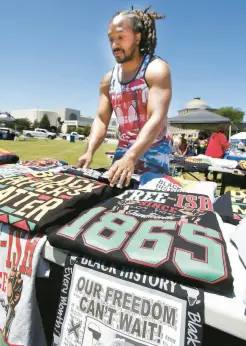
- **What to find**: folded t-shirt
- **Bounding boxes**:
[209,158,238,169]
[0,171,123,233]
[139,172,182,192]
[139,173,217,202]
[62,167,140,188]
[19,158,68,171]
[213,192,235,224]
[184,157,210,172]
[0,164,32,178]
[53,254,205,346]
[0,148,19,165]
[48,190,233,294]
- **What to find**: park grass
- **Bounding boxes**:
[0,139,117,168]
[0,139,243,193]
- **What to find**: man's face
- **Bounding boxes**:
[108,15,141,63]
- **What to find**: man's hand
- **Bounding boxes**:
[76,152,93,168]
[107,155,135,188]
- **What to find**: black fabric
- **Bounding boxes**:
[184,159,209,173]
[0,171,123,233]
[213,192,235,224]
[48,190,233,294]
[61,167,139,188]
[0,149,19,165]
[61,167,107,181]
[53,254,204,346]
[214,191,246,225]
[170,156,186,165]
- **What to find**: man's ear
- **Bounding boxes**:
[136,32,141,44]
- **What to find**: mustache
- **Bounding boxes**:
[113,48,124,53]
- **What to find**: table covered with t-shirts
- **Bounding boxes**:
[171,155,246,195]
[0,153,245,345]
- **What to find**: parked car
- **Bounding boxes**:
[61,132,85,141]
[0,127,19,140]
[23,128,56,139]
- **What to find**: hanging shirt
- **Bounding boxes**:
[109,54,170,174]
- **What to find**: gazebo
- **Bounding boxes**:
[169,109,233,136]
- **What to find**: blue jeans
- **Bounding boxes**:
[113,140,170,174]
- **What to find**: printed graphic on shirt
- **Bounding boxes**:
[20,158,67,171]
[0,171,112,233]
[231,190,246,221]
[48,191,233,293]
[0,165,32,179]
[110,55,162,144]
[52,255,204,346]
[139,173,182,192]
[0,223,47,346]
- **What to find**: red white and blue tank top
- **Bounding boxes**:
[109,54,168,148]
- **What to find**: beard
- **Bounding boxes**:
[113,43,137,63]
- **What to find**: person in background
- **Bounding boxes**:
[193,131,208,155]
[186,134,194,156]
[204,125,231,181]
[178,134,187,156]
[171,141,182,156]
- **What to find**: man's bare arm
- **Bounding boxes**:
[108,59,172,186]
[77,71,113,167]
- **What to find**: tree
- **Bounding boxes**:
[13,118,32,132]
[215,107,244,124]
[82,125,91,137]
[39,114,50,129]
[67,126,76,133]
[33,120,40,129]
[57,117,64,134]
[5,118,31,132]
[76,127,84,135]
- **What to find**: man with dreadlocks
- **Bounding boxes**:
[77,5,172,187]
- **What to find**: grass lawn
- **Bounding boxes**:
[1,139,244,193]
[0,139,117,168]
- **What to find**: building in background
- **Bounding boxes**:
[178,97,210,115]
[168,97,210,137]
[11,109,58,127]
[11,107,118,137]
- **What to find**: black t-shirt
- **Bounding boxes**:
[0,171,122,233]
[61,166,139,188]
[214,191,246,225]
[48,190,233,294]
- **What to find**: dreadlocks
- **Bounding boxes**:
[111,5,165,55]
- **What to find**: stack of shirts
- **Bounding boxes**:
[0,158,69,178]
[184,156,211,172]
[0,166,129,345]
[47,186,235,345]
[47,188,233,293]
[139,172,217,202]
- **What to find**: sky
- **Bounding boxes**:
[0,0,245,118]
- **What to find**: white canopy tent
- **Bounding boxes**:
[230,132,246,140]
